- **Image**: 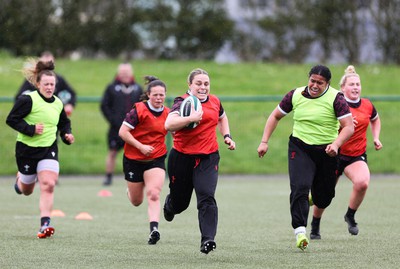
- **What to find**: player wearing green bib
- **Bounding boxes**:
[257,65,354,251]
[6,59,74,239]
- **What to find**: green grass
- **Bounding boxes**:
[1,55,399,174]
[2,56,400,97]
[0,175,399,268]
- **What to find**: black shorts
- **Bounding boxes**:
[16,142,58,175]
[108,127,125,150]
[123,154,167,183]
[337,153,367,176]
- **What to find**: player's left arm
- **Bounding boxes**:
[58,109,74,145]
[370,115,382,150]
[326,93,354,157]
[218,114,235,150]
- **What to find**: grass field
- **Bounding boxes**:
[0,175,399,268]
[1,54,399,175]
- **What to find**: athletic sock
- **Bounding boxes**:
[311,217,321,227]
[346,207,357,218]
[41,216,51,227]
[294,226,306,236]
[150,221,158,232]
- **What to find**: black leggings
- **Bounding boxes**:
[288,137,337,229]
[167,148,220,243]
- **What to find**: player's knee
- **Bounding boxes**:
[354,180,369,192]
[173,201,190,214]
[40,179,56,192]
[197,195,216,209]
[313,193,335,209]
[147,189,160,202]
[317,197,333,209]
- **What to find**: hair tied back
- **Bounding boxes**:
[345,65,356,75]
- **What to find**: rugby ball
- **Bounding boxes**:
[180,95,202,129]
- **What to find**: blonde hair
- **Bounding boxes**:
[22,58,56,86]
[339,65,360,87]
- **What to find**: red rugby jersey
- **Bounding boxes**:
[123,102,170,160]
[172,94,224,155]
[339,98,377,156]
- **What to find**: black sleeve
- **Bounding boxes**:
[370,102,378,120]
[58,109,73,145]
[15,80,36,101]
[170,97,185,113]
[124,106,139,128]
[219,102,225,117]
[278,89,295,114]
[56,75,77,106]
[333,92,351,118]
[6,95,36,136]
[100,85,114,124]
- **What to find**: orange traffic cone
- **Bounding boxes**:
[51,209,66,217]
[97,190,113,197]
[75,212,93,220]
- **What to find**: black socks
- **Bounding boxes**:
[150,221,158,232]
[41,216,51,227]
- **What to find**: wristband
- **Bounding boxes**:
[224,134,232,139]
[261,141,268,144]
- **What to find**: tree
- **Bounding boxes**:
[132,1,176,59]
[330,1,366,64]
[257,1,314,63]
[229,0,268,62]
[0,0,54,56]
[50,0,85,55]
[288,0,366,64]
[174,0,234,59]
[370,0,400,64]
[52,0,141,57]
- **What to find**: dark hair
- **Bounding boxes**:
[139,75,167,101]
[22,58,56,86]
[308,65,331,82]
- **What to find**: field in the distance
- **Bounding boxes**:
[1,55,399,174]
[0,175,399,269]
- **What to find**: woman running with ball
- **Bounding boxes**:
[163,68,236,254]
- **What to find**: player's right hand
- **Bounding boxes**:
[35,123,44,135]
[257,142,269,158]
